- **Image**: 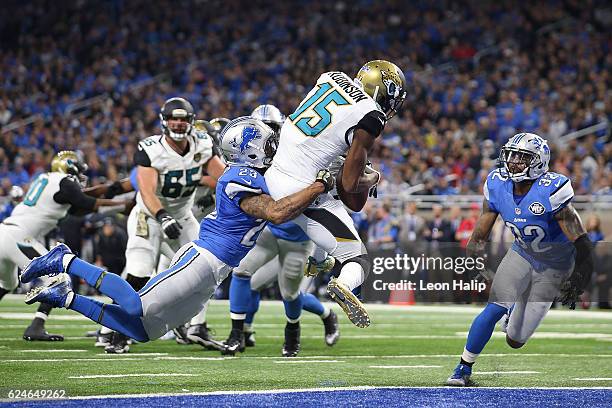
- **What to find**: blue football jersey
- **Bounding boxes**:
[484,168,575,271]
[267,221,309,242]
[195,166,269,267]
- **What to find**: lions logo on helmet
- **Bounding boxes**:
[221,117,277,169]
[499,133,550,183]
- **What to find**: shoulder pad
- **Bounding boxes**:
[537,172,573,212]
[484,169,508,199]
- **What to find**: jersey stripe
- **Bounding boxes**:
[224,182,263,199]
[550,180,574,211]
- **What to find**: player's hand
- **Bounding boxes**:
[104,181,124,199]
[557,276,584,310]
[315,169,335,193]
[196,194,215,210]
[156,210,183,239]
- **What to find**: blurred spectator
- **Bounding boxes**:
[455,203,480,249]
[586,214,610,309]
[368,203,398,251]
[398,202,426,255]
[0,185,23,221]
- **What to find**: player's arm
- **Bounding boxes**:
[465,199,498,259]
[555,204,594,308]
[83,178,133,198]
[54,178,129,214]
[240,170,333,224]
[342,110,385,193]
[200,155,227,188]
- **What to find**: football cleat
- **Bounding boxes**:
[221,328,245,356]
[500,313,509,334]
[20,244,72,283]
[446,363,472,386]
[104,332,130,354]
[282,323,300,357]
[24,274,72,308]
[173,324,191,345]
[304,255,335,278]
[23,324,64,342]
[327,278,370,328]
[322,310,340,346]
[187,324,226,351]
[244,330,256,347]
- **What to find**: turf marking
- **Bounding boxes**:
[574,378,612,381]
[273,360,344,364]
[369,365,442,369]
[19,349,87,353]
[477,371,541,375]
[68,373,199,379]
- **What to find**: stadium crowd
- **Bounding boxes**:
[0,1,610,305]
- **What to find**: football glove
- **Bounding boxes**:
[557,235,594,309]
[304,255,335,277]
[104,181,124,199]
[156,209,182,240]
[315,169,335,193]
[196,194,215,210]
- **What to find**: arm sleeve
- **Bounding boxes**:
[134,146,152,167]
[354,110,386,137]
[54,177,97,212]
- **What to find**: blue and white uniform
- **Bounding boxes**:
[485,168,575,343]
[139,165,270,338]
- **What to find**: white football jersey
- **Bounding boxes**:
[4,172,72,239]
[135,131,214,219]
[271,71,383,184]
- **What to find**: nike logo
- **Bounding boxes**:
[242,178,252,185]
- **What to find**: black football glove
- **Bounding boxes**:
[155,209,182,240]
[315,169,335,193]
[557,235,594,310]
[196,194,215,210]
[103,181,125,199]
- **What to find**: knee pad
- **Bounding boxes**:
[506,334,525,349]
[342,254,371,280]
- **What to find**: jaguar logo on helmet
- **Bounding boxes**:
[529,202,546,216]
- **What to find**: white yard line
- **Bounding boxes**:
[274,360,344,364]
[455,331,612,340]
[69,373,199,379]
[477,371,541,375]
[19,349,87,353]
[574,378,612,381]
[369,365,441,369]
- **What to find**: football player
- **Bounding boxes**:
[20,117,334,348]
[224,105,338,357]
[447,133,594,386]
[264,61,405,327]
[0,151,128,341]
[105,97,227,353]
[0,186,24,221]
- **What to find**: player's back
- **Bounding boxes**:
[134,132,214,219]
[195,165,269,267]
[484,168,575,270]
[271,71,380,184]
[4,172,71,239]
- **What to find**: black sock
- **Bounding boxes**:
[231,318,244,332]
[0,287,9,301]
[286,321,299,330]
[460,358,474,367]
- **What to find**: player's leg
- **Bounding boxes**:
[447,249,532,386]
[124,208,160,291]
[298,198,371,327]
[224,228,279,355]
[277,239,313,357]
[246,256,282,347]
[301,276,339,346]
[505,266,570,348]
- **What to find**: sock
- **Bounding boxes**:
[190,302,208,326]
[0,287,9,301]
[302,292,325,316]
[67,257,142,316]
[463,303,507,363]
[283,293,303,322]
[337,261,364,291]
[69,295,149,342]
[311,247,328,263]
[231,318,244,332]
[30,302,54,328]
[245,290,260,326]
[286,321,299,330]
[244,323,253,332]
[229,274,251,316]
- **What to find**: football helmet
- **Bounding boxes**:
[499,133,550,182]
[251,105,285,135]
[220,116,277,169]
[209,117,231,133]
[354,60,406,120]
[160,97,195,141]
[9,185,24,204]
[51,150,88,185]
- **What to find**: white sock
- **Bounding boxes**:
[62,254,76,271]
[99,326,113,335]
[461,347,479,364]
[244,323,253,332]
[320,305,331,319]
[311,247,328,263]
[230,313,246,320]
[337,262,364,291]
[286,317,300,324]
[34,311,48,321]
[64,292,74,309]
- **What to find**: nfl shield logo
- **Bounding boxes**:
[529,202,545,215]
[194,153,201,162]
[515,208,521,215]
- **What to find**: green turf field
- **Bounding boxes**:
[0,295,610,397]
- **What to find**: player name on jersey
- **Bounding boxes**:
[327,72,368,102]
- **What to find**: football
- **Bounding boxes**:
[336,164,369,212]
